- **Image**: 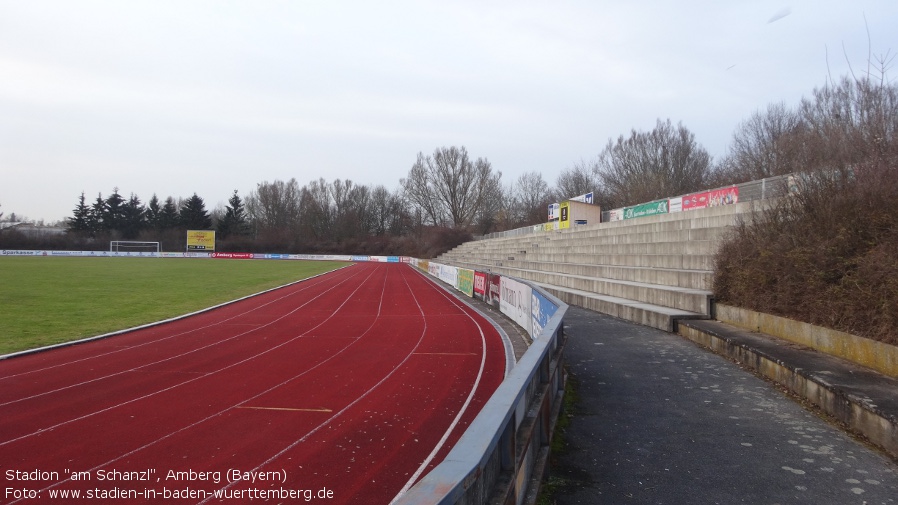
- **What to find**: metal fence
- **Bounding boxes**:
[475,174,791,241]
[394,283,568,505]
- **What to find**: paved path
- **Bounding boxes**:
[547,306,898,504]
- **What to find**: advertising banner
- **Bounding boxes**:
[548,203,560,221]
[2,250,45,256]
[457,268,474,297]
[351,255,370,262]
[439,264,458,288]
[559,201,571,229]
[531,290,558,339]
[609,209,624,221]
[428,262,441,277]
[186,230,215,252]
[473,271,488,300]
[570,192,594,204]
[419,259,430,272]
[212,252,254,259]
[681,186,738,212]
[681,191,709,211]
[709,186,739,207]
[500,277,532,330]
[623,199,668,220]
[488,274,501,307]
[668,196,683,213]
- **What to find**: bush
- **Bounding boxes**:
[714,160,898,344]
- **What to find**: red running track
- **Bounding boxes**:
[0,262,508,504]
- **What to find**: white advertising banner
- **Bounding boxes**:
[500,277,532,330]
[428,262,441,278]
[439,264,458,288]
[668,196,683,213]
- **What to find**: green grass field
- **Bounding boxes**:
[0,256,346,355]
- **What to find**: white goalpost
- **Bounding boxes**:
[109,241,161,253]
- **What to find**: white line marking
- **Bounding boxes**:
[389,267,490,503]
[0,266,351,381]
[0,265,372,445]
[4,264,386,505]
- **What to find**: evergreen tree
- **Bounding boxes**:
[145,194,162,230]
[179,193,212,230]
[89,193,106,233]
[104,188,126,232]
[67,192,92,234]
[217,190,250,238]
[121,194,145,239]
[159,197,180,229]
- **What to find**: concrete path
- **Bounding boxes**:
[546,306,898,504]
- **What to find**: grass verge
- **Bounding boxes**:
[0,256,345,355]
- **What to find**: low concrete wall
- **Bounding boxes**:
[678,322,898,461]
[716,304,898,378]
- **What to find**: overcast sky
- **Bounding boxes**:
[2,0,896,223]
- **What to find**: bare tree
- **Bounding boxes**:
[715,102,805,184]
[245,179,304,236]
[511,171,554,226]
[472,171,505,235]
[400,146,501,228]
[302,178,333,240]
[798,75,898,170]
[555,160,600,200]
[597,119,712,207]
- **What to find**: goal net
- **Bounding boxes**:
[109,241,161,253]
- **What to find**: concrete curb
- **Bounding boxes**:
[678,319,898,461]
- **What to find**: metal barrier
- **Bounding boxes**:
[393,284,568,505]
[475,174,792,241]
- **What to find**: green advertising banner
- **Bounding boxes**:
[623,199,669,220]
[457,268,475,297]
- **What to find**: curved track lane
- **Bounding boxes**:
[0,262,507,504]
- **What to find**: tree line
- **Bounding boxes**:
[1,67,894,258]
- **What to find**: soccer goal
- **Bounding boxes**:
[109,241,161,253]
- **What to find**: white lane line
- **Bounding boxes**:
[237,406,333,413]
[4,264,388,505]
[198,263,421,504]
[0,265,353,381]
[0,267,364,409]
[0,265,374,445]
[389,267,490,504]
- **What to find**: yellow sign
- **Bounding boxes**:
[186,230,216,251]
[559,201,570,229]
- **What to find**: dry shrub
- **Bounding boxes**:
[714,159,898,344]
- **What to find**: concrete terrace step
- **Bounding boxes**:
[448,263,712,314]
[445,258,712,290]
[438,202,755,332]
[536,283,707,332]
[444,252,716,271]
[461,240,721,257]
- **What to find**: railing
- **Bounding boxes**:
[393,282,568,505]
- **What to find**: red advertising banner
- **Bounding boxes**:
[709,186,739,207]
[682,186,739,211]
[473,271,488,300]
[682,191,710,210]
[212,252,254,259]
[488,274,501,307]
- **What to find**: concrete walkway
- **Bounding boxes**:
[545,306,898,504]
